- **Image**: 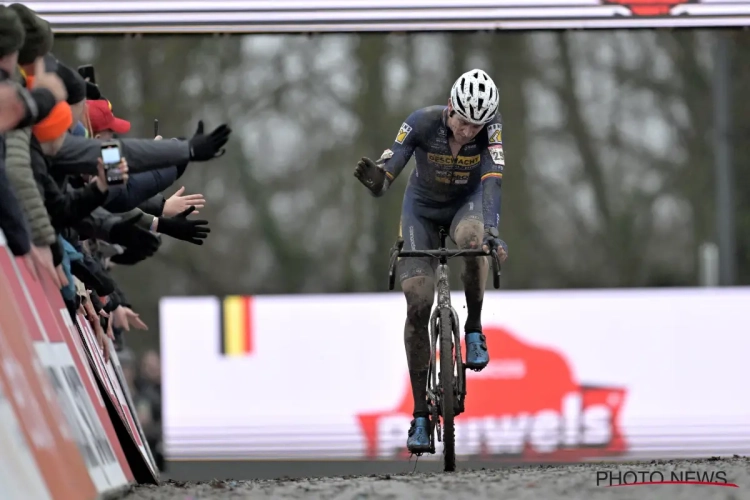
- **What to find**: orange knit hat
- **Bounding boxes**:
[32,100,73,143]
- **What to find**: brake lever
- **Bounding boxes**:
[491,248,502,289]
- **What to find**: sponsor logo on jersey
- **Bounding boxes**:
[435,170,470,185]
[395,123,412,144]
[427,153,480,168]
[489,145,505,166]
[487,123,502,145]
[453,171,469,185]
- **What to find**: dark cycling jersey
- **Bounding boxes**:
[378,105,504,228]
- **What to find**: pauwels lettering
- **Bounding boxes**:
[376,392,613,457]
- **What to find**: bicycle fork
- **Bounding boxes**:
[426,267,467,451]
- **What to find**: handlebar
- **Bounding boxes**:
[388,237,502,291]
[396,248,492,259]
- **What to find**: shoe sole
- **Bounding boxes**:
[465,360,489,371]
[407,445,432,454]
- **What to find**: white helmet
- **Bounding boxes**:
[449,69,499,125]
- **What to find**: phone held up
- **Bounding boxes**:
[99,140,124,185]
[77,64,96,84]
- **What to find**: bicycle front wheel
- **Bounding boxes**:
[439,307,456,472]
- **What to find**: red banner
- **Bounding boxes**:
[0,229,155,495]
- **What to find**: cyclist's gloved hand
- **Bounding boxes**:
[188,120,232,161]
[482,227,508,262]
[156,206,210,245]
[354,156,387,195]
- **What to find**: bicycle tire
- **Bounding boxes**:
[439,307,456,472]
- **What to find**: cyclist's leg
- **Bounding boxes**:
[450,191,489,370]
[398,197,440,452]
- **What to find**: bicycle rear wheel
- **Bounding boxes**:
[439,307,456,472]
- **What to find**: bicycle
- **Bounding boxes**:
[387,227,502,472]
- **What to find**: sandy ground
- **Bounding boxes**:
[119,457,750,500]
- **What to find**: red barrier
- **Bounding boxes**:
[0,255,97,499]
[77,315,159,482]
[0,230,158,496]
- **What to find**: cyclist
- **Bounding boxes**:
[354,69,509,454]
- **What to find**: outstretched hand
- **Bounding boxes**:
[354,157,386,195]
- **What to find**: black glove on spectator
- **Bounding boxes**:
[110,246,153,266]
[109,213,161,256]
[188,120,231,161]
[157,206,210,245]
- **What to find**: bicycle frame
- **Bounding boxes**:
[386,227,501,457]
[426,258,466,447]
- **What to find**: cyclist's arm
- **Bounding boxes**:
[480,122,505,229]
[374,111,421,196]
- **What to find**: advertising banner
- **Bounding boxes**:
[0,235,97,499]
[0,372,53,500]
[11,262,131,493]
[0,234,132,495]
[161,289,750,462]
[76,315,160,481]
[15,0,750,33]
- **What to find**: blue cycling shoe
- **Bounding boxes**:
[465,331,489,371]
[406,416,431,454]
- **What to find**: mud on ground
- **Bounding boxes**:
[121,457,750,500]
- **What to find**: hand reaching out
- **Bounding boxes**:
[155,206,210,245]
[113,305,148,331]
[163,186,206,216]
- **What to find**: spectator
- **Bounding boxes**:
[0,3,234,473]
[5,3,63,288]
[0,5,63,281]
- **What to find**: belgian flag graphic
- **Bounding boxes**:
[219,295,253,357]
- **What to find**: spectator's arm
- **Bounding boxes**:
[13,86,57,129]
[138,194,167,217]
[103,167,177,213]
[53,135,191,175]
[4,128,57,247]
[31,149,106,231]
[0,147,31,256]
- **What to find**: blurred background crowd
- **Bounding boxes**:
[2,0,748,475]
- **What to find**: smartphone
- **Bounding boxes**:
[77,64,96,84]
[100,141,124,185]
[153,119,159,138]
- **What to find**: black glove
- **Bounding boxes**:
[156,206,210,245]
[188,120,231,161]
[354,157,387,195]
[482,227,508,257]
[109,246,154,266]
[109,213,161,256]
